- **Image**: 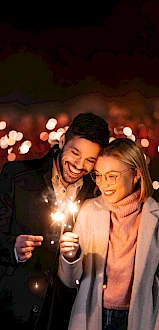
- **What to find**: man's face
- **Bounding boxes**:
[60,137,101,184]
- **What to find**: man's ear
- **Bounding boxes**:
[59,133,65,149]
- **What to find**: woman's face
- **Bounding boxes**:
[94,155,137,204]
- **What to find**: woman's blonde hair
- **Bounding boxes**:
[99,137,153,201]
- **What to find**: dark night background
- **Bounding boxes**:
[0,0,159,200]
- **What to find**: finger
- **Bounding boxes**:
[15,239,42,249]
[63,232,78,239]
[60,233,78,244]
[60,241,79,249]
[18,251,32,261]
[19,235,44,242]
[17,246,35,254]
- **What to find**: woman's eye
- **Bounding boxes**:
[108,175,117,179]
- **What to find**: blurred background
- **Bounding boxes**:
[0,0,159,201]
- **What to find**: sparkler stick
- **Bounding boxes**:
[50,209,65,244]
[68,200,78,224]
[67,198,80,256]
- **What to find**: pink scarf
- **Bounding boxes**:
[103,189,142,309]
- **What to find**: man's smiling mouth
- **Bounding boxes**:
[66,162,85,176]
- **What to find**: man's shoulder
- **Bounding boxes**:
[1,145,59,178]
[1,158,41,177]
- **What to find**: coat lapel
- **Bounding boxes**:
[92,196,110,256]
[131,198,159,301]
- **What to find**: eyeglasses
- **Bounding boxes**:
[91,169,133,185]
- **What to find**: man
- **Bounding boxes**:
[0,112,110,329]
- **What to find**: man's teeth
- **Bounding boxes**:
[69,164,81,174]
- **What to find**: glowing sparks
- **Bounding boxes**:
[68,199,80,223]
[50,210,65,242]
[50,210,65,222]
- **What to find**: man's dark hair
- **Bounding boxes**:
[65,112,110,147]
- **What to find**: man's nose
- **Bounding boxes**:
[74,157,85,169]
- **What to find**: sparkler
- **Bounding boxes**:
[67,198,80,223]
[50,210,65,242]
[43,189,80,249]
[67,198,80,256]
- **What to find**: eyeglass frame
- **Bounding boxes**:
[90,168,134,185]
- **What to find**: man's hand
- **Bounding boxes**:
[15,235,44,261]
[59,232,79,261]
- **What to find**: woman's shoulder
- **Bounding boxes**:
[143,196,159,213]
[80,195,108,212]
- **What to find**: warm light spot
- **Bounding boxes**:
[8,137,16,146]
[127,134,136,141]
[141,138,149,147]
[148,130,155,139]
[153,111,159,120]
[64,126,69,132]
[0,137,8,149]
[49,131,57,140]
[114,126,124,135]
[56,131,63,140]
[40,131,49,141]
[8,148,13,154]
[8,130,17,139]
[35,282,38,289]
[123,127,132,136]
[57,128,65,133]
[23,140,32,148]
[109,137,115,142]
[152,181,159,190]
[0,121,6,130]
[16,132,23,141]
[19,144,30,154]
[7,153,16,161]
[103,284,107,289]
[145,156,150,164]
[46,118,57,130]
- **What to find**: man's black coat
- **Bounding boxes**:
[0,145,96,329]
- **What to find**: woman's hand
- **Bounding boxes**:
[59,232,79,261]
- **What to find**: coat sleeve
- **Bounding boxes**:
[0,162,17,266]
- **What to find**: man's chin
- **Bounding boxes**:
[64,176,82,184]
[63,172,84,184]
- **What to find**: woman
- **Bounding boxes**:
[58,138,159,330]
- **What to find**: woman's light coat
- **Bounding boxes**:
[58,195,159,330]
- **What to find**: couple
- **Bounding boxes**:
[0,112,159,329]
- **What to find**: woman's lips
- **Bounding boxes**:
[103,190,115,197]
